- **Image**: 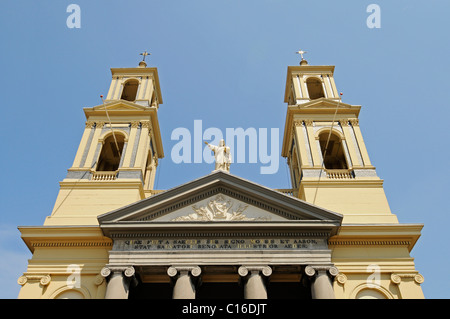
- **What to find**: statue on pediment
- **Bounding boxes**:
[205,139,231,172]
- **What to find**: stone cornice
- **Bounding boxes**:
[329,224,423,252]
[58,180,144,189]
[328,238,411,247]
[102,221,340,240]
[30,240,112,248]
[18,226,112,253]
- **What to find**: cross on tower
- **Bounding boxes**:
[296,50,307,60]
[140,50,151,62]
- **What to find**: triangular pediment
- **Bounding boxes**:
[297,98,359,110]
[87,100,151,112]
[98,171,343,226]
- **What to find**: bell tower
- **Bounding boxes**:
[280,53,425,299]
[44,55,164,226]
[282,54,397,224]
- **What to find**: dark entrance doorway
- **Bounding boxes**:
[196,282,244,299]
[267,281,311,299]
[128,282,172,299]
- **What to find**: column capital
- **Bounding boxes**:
[85,121,96,128]
[390,273,424,285]
[293,120,303,127]
[17,274,51,286]
[130,121,141,128]
[338,119,349,126]
[140,120,151,129]
[101,265,135,279]
[305,265,339,278]
[96,121,105,129]
[238,265,272,277]
[303,119,314,127]
[167,265,202,278]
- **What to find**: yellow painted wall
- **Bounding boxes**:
[45,183,144,226]
[300,182,398,224]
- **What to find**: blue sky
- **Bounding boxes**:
[0,0,449,299]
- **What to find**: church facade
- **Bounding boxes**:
[17,56,425,299]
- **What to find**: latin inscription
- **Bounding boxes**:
[114,238,326,251]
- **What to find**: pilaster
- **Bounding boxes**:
[304,120,322,167]
[338,119,361,168]
[83,122,105,169]
[122,121,140,168]
[349,119,373,167]
[134,121,150,172]
[390,273,425,299]
[293,120,312,167]
[72,121,95,168]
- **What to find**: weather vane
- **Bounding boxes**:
[140,50,151,62]
[296,49,307,60]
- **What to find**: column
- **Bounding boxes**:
[349,119,373,167]
[72,121,95,168]
[238,265,272,299]
[305,265,338,299]
[106,76,118,100]
[323,74,333,98]
[113,76,124,100]
[145,77,154,102]
[329,75,339,98]
[122,121,140,167]
[293,120,313,167]
[83,122,105,169]
[101,266,136,299]
[339,119,361,168]
[167,266,202,299]
[299,75,308,99]
[304,120,322,167]
[134,121,150,170]
[292,75,301,100]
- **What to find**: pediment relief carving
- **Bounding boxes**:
[171,194,271,221]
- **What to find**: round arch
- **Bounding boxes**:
[49,285,92,299]
[305,76,325,99]
[315,127,345,141]
[316,129,349,169]
[350,283,394,299]
[99,129,129,143]
[120,78,140,101]
[95,131,127,171]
